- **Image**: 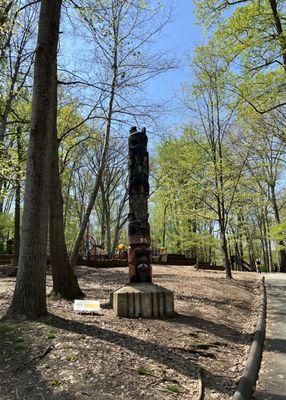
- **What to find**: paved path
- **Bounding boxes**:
[254,273,286,400]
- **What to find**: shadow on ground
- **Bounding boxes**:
[0,320,76,400]
[254,391,286,399]
[42,313,237,396]
[169,313,253,345]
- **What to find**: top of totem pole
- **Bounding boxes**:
[130,126,146,134]
[129,126,148,150]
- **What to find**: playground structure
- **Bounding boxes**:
[1,233,256,271]
[1,233,256,270]
[77,236,171,267]
[80,236,128,261]
[1,231,256,272]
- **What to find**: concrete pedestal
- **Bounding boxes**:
[111,283,175,318]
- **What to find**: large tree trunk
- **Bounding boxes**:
[264,209,274,272]
[270,183,286,272]
[6,0,62,319]
[49,125,84,299]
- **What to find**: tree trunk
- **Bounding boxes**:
[220,226,232,278]
[112,189,128,252]
[268,0,286,72]
[70,44,118,267]
[6,0,62,319]
[265,209,274,272]
[100,213,106,249]
[49,102,84,299]
[237,215,244,265]
[0,2,13,28]
[0,23,32,213]
[162,204,168,248]
[99,179,107,249]
[246,232,256,270]
[270,183,286,272]
[48,65,83,299]
[260,209,270,271]
[105,202,111,254]
[208,222,213,263]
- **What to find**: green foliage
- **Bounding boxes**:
[49,379,61,387]
[14,336,24,343]
[47,331,56,340]
[136,366,153,375]
[0,212,13,253]
[151,134,225,258]
[194,0,286,112]
[166,385,180,394]
[270,222,286,246]
[66,355,78,362]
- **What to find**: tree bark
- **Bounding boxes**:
[99,179,107,249]
[264,209,274,272]
[259,218,268,271]
[270,183,286,272]
[6,0,62,319]
[105,200,111,254]
[220,225,231,278]
[268,0,286,72]
[0,1,13,28]
[49,123,84,299]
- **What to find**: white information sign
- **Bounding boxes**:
[74,299,102,314]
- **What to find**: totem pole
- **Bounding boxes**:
[128,126,152,283]
[112,127,174,317]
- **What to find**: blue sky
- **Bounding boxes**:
[61,0,204,137]
[144,0,203,123]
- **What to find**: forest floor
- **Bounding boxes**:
[0,265,260,400]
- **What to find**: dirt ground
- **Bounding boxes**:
[0,265,260,400]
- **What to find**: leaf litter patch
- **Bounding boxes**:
[0,266,259,399]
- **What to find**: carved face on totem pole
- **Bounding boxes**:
[128,127,152,283]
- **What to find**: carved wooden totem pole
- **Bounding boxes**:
[128,126,152,283]
[111,127,174,318]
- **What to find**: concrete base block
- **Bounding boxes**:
[111,283,175,318]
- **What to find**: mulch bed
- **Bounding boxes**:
[0,265,260,400]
